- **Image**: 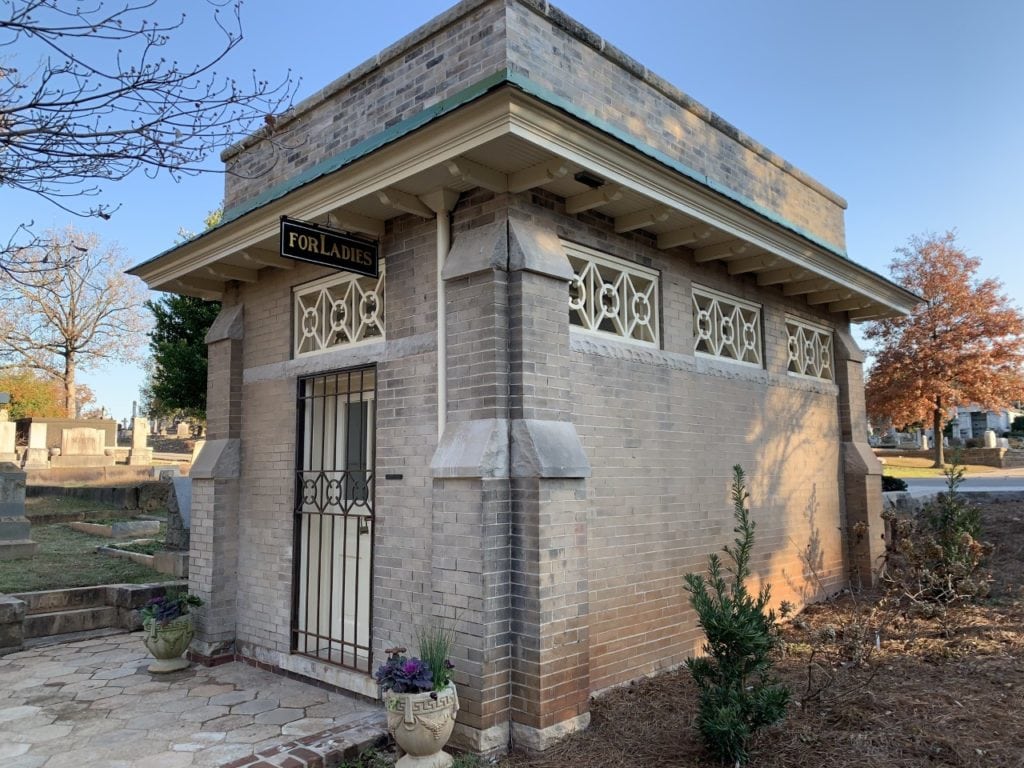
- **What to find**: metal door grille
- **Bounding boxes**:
[291,366,375,672]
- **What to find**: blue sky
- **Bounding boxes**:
[3,0,1021,421]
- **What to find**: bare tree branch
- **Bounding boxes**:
[0,0,298,275]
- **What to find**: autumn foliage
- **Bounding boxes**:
[864,232,1024,464]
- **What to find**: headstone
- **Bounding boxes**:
[983,429,998,449]
[998,437,1011,450]
[0,419,16,463]
[919,434,930,451]
[49,427,114,467]
[176,422,191,439]
[0,462,38,560]
[62,427,104,455]
[165,476,192,551]
[127,416,153,465]
[22,423,49,469]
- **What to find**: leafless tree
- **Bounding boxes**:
[0,0,296,274]
[0,226,150,416]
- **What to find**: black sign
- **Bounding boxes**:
[280,217,378,277]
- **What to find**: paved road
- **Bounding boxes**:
[903,470,1024,495]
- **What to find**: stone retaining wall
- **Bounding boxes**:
[0,581,187,655]
[874,447,1015,468]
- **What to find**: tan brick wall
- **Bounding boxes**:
[223,0,845,251]
[222,1,508,211]
[499,192,847,693]
[506,0,845,250]
[221,184,852,729]
[231,213,441,664]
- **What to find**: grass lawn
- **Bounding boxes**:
[1,501,176,593]
[880,455,999,478]
[23,495,132,521]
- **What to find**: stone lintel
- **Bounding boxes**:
[189,438,241,480]
[507,218,573,280]
[431,418,509,478]
[511,712,591,752]
[510,420,591,478]
[442,221,509,281]
[833,328,866,363]
[205,304,244,344]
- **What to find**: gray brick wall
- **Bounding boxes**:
[222,1,508,211]
[216,183,852,731]
[222,0,845,251]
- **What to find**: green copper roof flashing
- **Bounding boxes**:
[135,68,855,273]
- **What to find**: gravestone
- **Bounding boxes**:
[998,437,1011,450]
[983,429,998,449]
[176,422,191,439]
[127,417,153,465]
[50,427,114,467]
[0,462,38,559]
[22,423,49,469]
[164,476,192,551]
[920,434,930,451]
[0,413,16,463]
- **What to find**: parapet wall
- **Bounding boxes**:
[221,0,846,251]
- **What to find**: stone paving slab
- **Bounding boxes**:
[0,632,385,767]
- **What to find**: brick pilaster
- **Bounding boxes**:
[189,303,244,661]
[834,329,885,586]
[505,218,592,751]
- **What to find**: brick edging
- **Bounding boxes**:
[220,711,388,768]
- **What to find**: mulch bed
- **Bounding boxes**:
[498,499,1024,767]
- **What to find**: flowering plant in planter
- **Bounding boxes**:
[139,591,203,673]
[140,592,203,626]
[376,625,460,767]
[375,650,437,694]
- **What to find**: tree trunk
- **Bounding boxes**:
[932,395,945,468]
[64,354,77,418]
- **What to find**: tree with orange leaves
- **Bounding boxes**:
[864,231,1024,467]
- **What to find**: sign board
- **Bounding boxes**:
[280,217,378,278]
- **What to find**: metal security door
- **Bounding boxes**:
[292,367,375,672]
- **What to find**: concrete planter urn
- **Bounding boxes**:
[385,683,460,768]
[142,614,194,673]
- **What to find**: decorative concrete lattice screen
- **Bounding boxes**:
[786,317,834,380]
[692,285,763,366]
[294,267,385,357]
[565,241,660,347]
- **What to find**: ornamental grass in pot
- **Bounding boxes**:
[375,622,459,768]
[139,592,203,673]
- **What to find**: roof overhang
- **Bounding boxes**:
[129,79,919,321]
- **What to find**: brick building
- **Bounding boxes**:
[130,0,918,754]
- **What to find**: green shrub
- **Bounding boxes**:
[882,475,908,492]
[882,457,992,607]
[684,465,789,765]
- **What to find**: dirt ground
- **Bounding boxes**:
[498,498,1024,767]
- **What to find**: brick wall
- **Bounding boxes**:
[502,191,847,693]
[221,183,850,731]
[221,1,508,211]
[222,0,845,252]
[231,213,440,666]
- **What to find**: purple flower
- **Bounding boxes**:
[374,652,435,693]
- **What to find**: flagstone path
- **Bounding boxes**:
[0,632,385,767]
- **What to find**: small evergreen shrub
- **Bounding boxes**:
[882,475,908,492]
[684,465,789,765]
[882,457,992,607]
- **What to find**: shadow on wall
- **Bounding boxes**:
[742,383,844,612]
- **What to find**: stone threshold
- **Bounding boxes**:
[220,710,388,768]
